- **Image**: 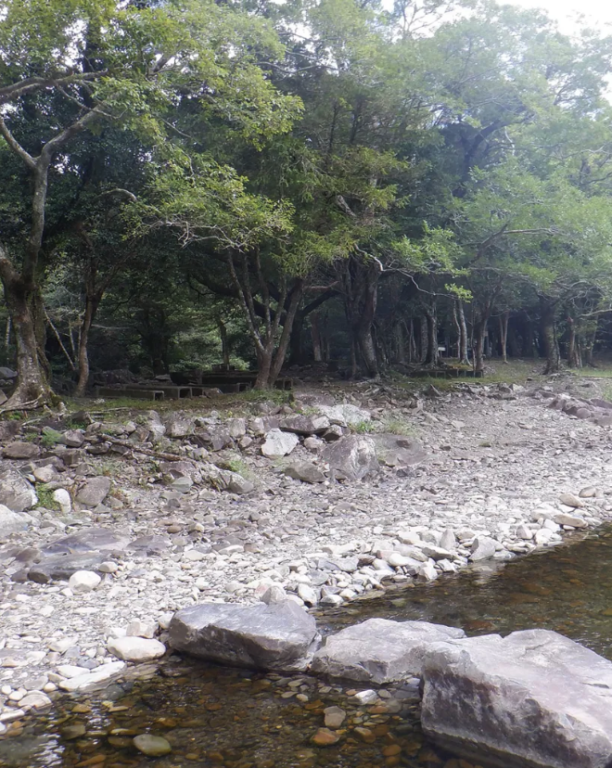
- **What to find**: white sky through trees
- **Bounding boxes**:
[508,0,612,34]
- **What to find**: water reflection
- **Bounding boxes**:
[3,526,612,768]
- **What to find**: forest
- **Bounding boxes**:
[2,0,612,407]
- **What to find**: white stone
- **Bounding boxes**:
[261,429,299,458]
[107,637,166,662]
[52,488,72,515]
[354,689,379,704]
[68,571,101,593]
[58,661,126,692]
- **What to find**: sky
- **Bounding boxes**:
[508,0,612,34]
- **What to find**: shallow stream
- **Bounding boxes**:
[3,526,612,768]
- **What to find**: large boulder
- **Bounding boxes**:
[168,601,319,672]
[372,434,426,468]
[164,413,195,438]
[261,428,299,459]
[310,619,465,684]
[0,504,33,535]
[76,476,112,507]
[0,469,37,512]
[280,414,330,436]
[322,435,378,481]
[3,441,40,460]
[317,403,371,427]
[421,629,612,768]
[284,461,325,484]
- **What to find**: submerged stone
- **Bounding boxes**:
[133,734,172,757]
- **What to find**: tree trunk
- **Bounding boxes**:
[311,313,322,362]
[499,311,509,363]
[423,302,438,366]
[357,322,379,377]
[288,310,304,366]
[75,293,100,397]
[395,322,406,365]
[520,311,536,357]
[540,297,560,374]
[566,317,581,368]
[583,316,598,367]
[0,271,51,407]
[473,318,487,374]
[454,299,469,364]
[216,318,231,368]
[255,346,273,389]
[418,316,427,363]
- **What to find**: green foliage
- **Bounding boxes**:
[35,484,59,510]
[41,427,63,447]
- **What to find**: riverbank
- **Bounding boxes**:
[1,368,612,724]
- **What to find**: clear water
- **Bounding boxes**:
[2,526,612,768]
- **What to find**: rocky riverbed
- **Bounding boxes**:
[1,373,612,728]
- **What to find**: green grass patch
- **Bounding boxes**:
[35,484,59,510]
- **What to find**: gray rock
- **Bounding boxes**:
[164,413,195,438]
[310,618,465,684]
[559,492,584,509]
[470,536,497,562]
[0,469,37,512]
[372,434,426,468]
[284,461,325,484]
[0,367,17,379]
[28,552,106,583]
[168,601,319,672]
[107,637,166,662]
[322,425,344,442]
[43,528,130,555]
[0,504,31,535]
[61,430,85,448]
[553,513,588,529]
[261,429,299,459]
[322,435,378,481]
[260,585,287,604]
[3,441,40,460]
[317,403,371,427]
[439,528,457,550]
[421,629,612,768]
[280,414,330,436]
[76,477,112,507]
[324,706,346,729]
[228,418,247,438]
[227,472,255,495]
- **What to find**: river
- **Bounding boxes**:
[2,526,611,768]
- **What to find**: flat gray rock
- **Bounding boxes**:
[43,528,130,556]
[168,601,319,672]
[421,629,612,768]
[310,618,465,684]
[27,552,106,583]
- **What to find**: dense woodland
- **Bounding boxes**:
[3,0,612,406]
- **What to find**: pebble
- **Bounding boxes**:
[133,734,172,757]
[324,706,346,728]
[312,728,341,746]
